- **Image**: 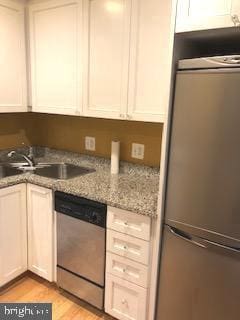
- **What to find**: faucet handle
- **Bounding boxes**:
[8,151,15,158]
[28,146,34,159]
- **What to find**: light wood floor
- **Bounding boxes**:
[0,273,114,320]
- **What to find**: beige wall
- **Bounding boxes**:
[0,113,163,167]
[0,113,33,149]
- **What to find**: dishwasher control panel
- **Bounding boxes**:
[55,191,107,228]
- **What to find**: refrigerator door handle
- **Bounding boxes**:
[203,239,240,254]
[167,225,207,249]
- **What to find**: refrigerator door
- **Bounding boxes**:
[156,225,240,320]
[165,68,240,247]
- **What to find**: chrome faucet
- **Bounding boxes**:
[8,150,35,167]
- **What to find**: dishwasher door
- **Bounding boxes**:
[156,225,240,320]
[57,212,105,286]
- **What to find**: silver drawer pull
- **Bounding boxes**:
[223,56,240,64]
[232,14,240,26]
[122,299,128,305]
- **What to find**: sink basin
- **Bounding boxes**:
[34,163,95,180]
[0,165,22,178]
[0,162,95,180]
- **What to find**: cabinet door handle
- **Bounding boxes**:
[231,14,240,26]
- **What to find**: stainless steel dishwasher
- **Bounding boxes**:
[55,191,107,310]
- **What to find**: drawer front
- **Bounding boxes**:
[106,252,149,288]
[107,230,149,265]
[107,207,151,241]
[105,274,147,320]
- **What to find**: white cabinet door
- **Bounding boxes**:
[105,274,147,320]
[176,0,240,32]
[0,184,27,287]
[29,0,83,115]
[127,0,166,122]
[107,230,150,265]
[83,0,130,119]
[0,0,27,112]
[27,184,54,282]
[107,206,151,241]
[106,252,149,288]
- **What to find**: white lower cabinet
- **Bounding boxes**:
[0,183,55,286]
[106,252,148,288]
[105,274,147,320]
[0,184,27,287]
[107,229,150,265]
[27,184,54,282]
[107,206,151,241]
[105,207,151,320]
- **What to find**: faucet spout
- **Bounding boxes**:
[8,151,35,168]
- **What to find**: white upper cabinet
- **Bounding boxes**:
[7,0,172,122]
[0,184,27,287]
[0,0,27,112]
[83,0,130,119]
[29,0,83,115]
[176,0,240,32]
[128,0,166,122]
[83,0,166,122]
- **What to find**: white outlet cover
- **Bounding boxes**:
[85,136,96,151]
[131,143,145,160]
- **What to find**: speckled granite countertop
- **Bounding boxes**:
[0,148,160,217]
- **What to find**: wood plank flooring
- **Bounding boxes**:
[0,273,114,320]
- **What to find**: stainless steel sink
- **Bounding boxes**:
[34,163,95,180]
[0,161,95,180]
[0,164,22,178]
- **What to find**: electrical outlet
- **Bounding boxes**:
[131,143,145,160]
[85,136,96,151]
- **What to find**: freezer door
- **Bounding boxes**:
[165,69,240,245]
[156,225,240,320]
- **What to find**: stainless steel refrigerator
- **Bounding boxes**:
[156,55,240,320]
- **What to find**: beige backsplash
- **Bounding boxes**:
[0,113,33,149]
[0,113,163,167]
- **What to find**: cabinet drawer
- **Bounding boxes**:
[107,207,151,241]
[107,230,149,265]
[105,274,147,320]
[106,252,149,288]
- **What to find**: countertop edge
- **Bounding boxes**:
[0,174,159,218]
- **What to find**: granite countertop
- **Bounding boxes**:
[0,148,160,218]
